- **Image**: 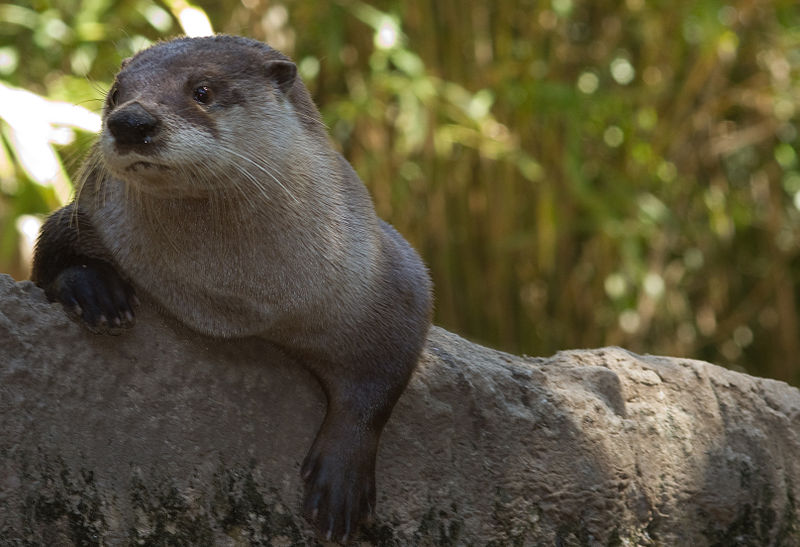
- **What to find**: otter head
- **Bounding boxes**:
[99,35,325,199]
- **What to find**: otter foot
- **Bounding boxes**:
[48,262,136,334]
[301,429,377,544]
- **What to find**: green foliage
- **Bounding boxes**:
[1,0,799,385]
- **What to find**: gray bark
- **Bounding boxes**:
[0,273,798,545]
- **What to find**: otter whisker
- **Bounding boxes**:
[292,109,329,130]
[234,144,305,202]
[220,145,299,204]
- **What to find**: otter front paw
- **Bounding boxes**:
[301,435,376,544]
[47,262,137,334]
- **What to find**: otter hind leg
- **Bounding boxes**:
[301,408,378,543]
[299,355,414,544]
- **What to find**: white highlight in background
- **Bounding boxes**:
[178,7,214,37]
[0,82,101,204]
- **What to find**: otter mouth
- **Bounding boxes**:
[125,161,170,172]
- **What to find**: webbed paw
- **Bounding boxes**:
[301,432,376,544]
[48,262,137,335]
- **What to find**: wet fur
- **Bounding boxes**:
[31,35,432,543]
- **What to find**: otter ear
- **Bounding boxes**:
[265,60,297,94]
[120,57,132,70]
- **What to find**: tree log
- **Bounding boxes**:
[1,274,798,545]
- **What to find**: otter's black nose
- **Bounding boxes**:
[107,103,160,146]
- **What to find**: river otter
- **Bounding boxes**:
[31,35,432,543]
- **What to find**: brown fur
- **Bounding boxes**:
[32,35,432,543]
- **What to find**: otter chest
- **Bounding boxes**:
[135,237,284,336]
[94,205,306,337]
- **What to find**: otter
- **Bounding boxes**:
[31,35,432,543]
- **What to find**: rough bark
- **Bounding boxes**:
[0,273,798,546]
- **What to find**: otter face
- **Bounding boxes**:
[98,36,310,199]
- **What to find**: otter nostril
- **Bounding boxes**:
[107,103,160,146]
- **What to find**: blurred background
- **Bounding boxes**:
[0,1,799,386]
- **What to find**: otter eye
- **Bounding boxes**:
[108,84,119,107]
[193,85,212,104]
